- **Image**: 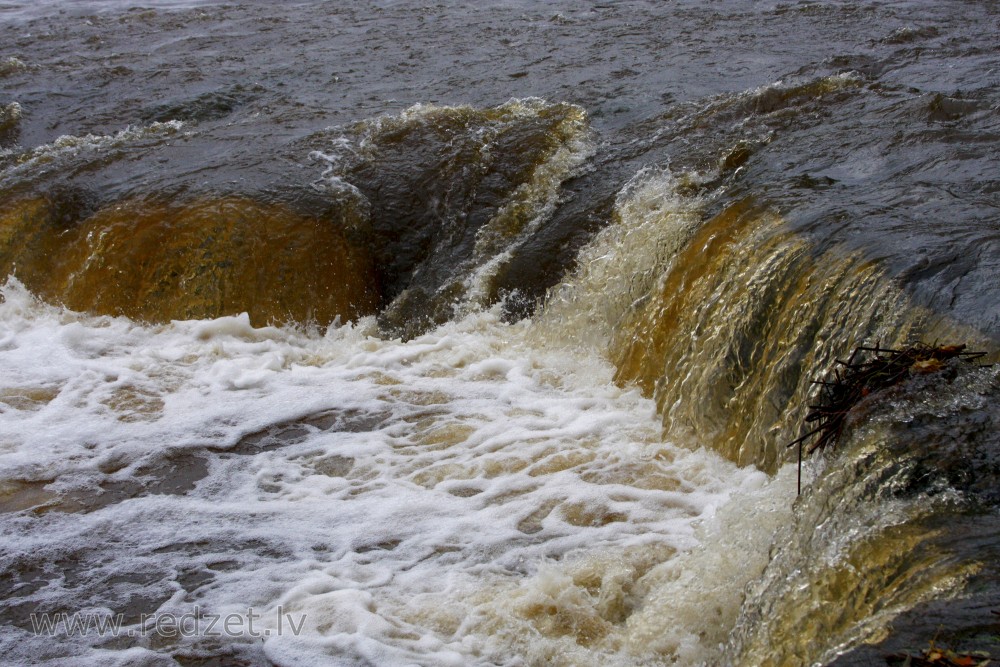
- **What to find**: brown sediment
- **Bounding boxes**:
[1,194,379,326]
[0,479,58,513]
[609,199,922,473]
[0,196,73,293]
[612,197,766,398]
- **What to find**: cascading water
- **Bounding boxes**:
[2,2,999,666]
[730,360,1000,667]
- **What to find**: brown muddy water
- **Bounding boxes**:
[1,1,999,665]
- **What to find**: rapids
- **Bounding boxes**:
[1,1,999,666]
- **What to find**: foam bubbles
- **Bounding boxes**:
[0,277,779,665]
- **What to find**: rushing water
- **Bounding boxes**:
[1,1,999,666]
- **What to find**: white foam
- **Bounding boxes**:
[0,277,781,665]
[0,120,185,183]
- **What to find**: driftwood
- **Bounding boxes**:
[787,343,989,495]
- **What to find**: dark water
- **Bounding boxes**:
[3,0,997,336]
[2,1,1000,665]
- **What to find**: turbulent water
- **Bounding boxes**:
[1,1,999,666]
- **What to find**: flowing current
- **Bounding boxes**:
[2,2,1000,666]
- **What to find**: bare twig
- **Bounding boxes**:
[787,343,990,495]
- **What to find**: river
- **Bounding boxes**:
[1,2,999,665]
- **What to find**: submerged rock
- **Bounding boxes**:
[139,86,257,124]
[822,361,1000,666]
[729,361,1000,666]
[319,99,593,338]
